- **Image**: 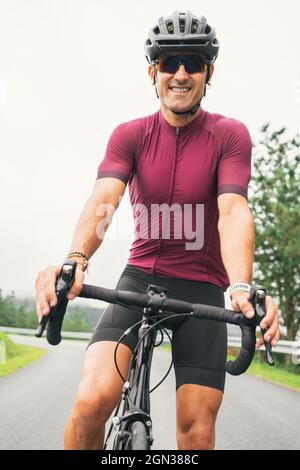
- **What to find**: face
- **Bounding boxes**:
[149,54,214,115]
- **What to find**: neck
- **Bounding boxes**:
[160,104,202,128]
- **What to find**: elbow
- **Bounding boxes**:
[218,206,254,233]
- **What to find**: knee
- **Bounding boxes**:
[177,424,214,450]
[177,421,215,450]
[70,376,119,429]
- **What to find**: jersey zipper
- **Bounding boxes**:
[152,127,180,274]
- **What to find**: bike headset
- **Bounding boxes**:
[144,10,220,116]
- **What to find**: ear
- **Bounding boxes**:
[148,65,155,85]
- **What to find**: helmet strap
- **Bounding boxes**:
[153,66,160,99]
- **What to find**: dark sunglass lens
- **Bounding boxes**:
[159,56,180,74]
[184,56,206,74]
[158,55,206,74]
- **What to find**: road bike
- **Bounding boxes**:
[36,260,274,450]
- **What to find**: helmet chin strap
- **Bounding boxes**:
[153,66,209,116]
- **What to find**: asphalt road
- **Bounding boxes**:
[0,335,299,450]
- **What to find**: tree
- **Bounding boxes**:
[249,124,300,342]
[63,307,90,332]
[0,290,20,327]
[0,290,93,332]
[0,292,38,328]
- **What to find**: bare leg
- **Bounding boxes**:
[64,341,132,450]
[176,384,223,450]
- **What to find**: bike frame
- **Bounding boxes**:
[105,285,168,450]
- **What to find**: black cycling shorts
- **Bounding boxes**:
[87,264,228,393]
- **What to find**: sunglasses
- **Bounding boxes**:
[155,54,208,75]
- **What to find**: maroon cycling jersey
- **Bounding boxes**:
[97,108,252,290]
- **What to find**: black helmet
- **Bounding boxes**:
[145,10,219,64]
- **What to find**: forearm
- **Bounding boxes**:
[68,197,106,259]
[218,206,254,285]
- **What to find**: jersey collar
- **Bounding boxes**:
[158,107,206,136]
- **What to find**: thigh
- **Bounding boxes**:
[170,281,227,393]
[71,341,134,425]
[81,340,133,394]
[172,316,227,392]
[87,302,142,353]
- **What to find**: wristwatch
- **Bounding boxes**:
[228,283,251,300]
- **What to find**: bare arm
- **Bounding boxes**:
[35,177,126,317]
[218,193,280,347]
[217,193,254,286]
[68,177,126,264]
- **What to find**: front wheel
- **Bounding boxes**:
[127,421,151,450]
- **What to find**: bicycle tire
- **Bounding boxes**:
[127,421,150,450]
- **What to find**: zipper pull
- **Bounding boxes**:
[176,127,180,136]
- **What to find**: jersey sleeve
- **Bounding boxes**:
[97,122,138,184]
[216,119,252,199]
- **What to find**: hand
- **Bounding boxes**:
[35,264,85,321]
[231,291,280,348]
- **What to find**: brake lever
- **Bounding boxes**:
[249,285,275,366]
[35,260,77,338]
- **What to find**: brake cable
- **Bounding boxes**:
[113,312,192,394]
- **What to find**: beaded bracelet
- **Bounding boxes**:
[66,251,89,271]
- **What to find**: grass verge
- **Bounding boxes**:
[229,354,300,392]
[0,332,46,378]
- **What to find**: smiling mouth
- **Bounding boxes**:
[169,87,191,94]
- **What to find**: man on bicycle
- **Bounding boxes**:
[35,11,280,450]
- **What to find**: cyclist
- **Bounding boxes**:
[35,11,280,450]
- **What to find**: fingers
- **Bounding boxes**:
[232,293,281,350]
[35,265,61,318]
[43,266,61,307]
[67,267,84,300]
[36,300,42,322]
[256,296,280,349]
[260,295,277,330]
[256,327,280,349]
[231,294,255,318]
[35,264,85,325]
[260,296,279,343]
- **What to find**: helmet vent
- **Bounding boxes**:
[166,21,174,34]
[191,19,199,34]
[179,18,186,33]
[157,39,208,46]
[205,24,211,34]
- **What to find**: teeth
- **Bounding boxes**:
[171,87,190,92]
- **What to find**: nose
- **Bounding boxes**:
[173,64,189,80]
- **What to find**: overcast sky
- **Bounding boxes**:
[0,0,299,306]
